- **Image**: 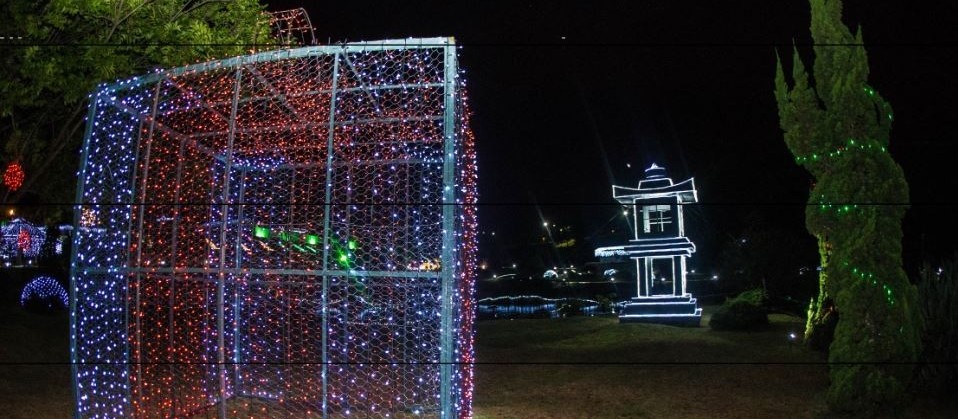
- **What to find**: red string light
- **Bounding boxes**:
[73,39,477,417]
[17,229,30,252]
[3,161,24,191]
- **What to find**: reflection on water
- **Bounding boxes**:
[477,295,617,319]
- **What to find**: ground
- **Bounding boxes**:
[0,305,71,418]
[0,305,952,418]
[473,308,828,418]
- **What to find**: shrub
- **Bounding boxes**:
[594,293,616,314]
[915,257,958,395]
[709,289,768,331]
[557,300,583,317]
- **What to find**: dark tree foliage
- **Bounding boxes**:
[717,210,817,300]
[915,257,958,396]
[774,0,920,413]
[0,0,272,221]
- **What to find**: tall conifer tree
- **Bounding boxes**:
[774,0,920,412]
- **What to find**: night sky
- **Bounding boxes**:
[272,0,958,274]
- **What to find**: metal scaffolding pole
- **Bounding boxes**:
[215,67,243,418]
[439,39,458,419]
[320,52,341,419]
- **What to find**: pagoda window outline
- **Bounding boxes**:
[641,204,673,234]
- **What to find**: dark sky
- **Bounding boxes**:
[271,0,958,273]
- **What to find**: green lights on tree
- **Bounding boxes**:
[774,0,920,413]
[793,138,887,164]
[844,262,896,306]
[816,194,860,216]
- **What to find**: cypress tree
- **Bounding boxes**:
[774,0,921,412]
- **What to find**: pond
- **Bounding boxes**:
[477,295,615,319]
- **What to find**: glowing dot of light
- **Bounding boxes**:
[3,161,25,191]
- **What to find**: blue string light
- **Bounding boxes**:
[20,276,69,308]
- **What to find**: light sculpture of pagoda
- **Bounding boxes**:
[595,164,701,325]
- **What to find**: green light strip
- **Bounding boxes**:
[816,193,862,216]
[252,226,359,260]
[795,138,887,164]
[253,225,270,239]
[843,261,895,306]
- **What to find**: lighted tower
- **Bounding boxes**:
[595,164,701,325]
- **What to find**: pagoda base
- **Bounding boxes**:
[618,295,702,326]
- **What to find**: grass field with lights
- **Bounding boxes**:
[0,304,952,418]
[472,308,829,418]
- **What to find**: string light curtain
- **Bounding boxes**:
[71,38,478,418]
[21,276,69,308]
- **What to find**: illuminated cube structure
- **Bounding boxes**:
[595,164,701,325]
[1,218,47,264]
[71,38,478,418]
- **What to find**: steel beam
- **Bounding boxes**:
[439,38,457,419]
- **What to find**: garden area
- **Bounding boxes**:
[2,0,958,417]
[474,308,829,418]
[1,301,954,418]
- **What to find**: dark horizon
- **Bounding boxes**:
[271,0,958,275]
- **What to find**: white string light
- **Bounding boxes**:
[72,38,477,418]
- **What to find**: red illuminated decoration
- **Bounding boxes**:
[17,229,30,252]
[3,161,25,191]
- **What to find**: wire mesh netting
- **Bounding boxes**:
[71,38,478,418]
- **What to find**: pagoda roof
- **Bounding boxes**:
[612,177,697,203]
[594,237,696,259]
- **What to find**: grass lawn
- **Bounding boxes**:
[0,305,72,418]
[1,304,952,418]
[474,308,829,418]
